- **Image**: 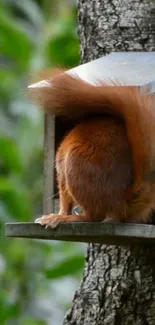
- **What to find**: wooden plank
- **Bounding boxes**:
[5,222,155,246]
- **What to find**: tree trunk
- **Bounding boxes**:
[63,1,155,324]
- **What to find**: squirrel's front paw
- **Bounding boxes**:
[35,214,61,229]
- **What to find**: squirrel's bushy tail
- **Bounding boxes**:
[28,69,155,198]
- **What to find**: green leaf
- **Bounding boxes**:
[47,33,80,67]
[45,13,80,67]
[1,189,32,221]
[0,176,33,220]
[0,137,22,172]
[0,8,32,68]
[0,68,18,95]
[45,255,84,279]
[0,177,12,192]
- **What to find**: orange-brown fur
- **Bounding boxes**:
[30,70,155,227]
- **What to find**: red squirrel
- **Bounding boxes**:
[28,70,155,228]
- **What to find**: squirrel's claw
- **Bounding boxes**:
[34,214,61,229]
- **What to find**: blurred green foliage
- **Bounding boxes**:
[0,1,84,324]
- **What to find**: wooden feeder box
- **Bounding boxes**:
[5,52,155,245]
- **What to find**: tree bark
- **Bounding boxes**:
[63,1,155,324]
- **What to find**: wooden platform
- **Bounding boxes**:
[5,222,155,246]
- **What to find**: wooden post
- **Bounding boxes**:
[43,115,55,214]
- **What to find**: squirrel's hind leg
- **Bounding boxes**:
[34,168,89,228]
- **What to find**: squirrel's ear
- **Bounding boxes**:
[28,79,51,89]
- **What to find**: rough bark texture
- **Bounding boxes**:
[78,0,155,63]
[63,1,155,324]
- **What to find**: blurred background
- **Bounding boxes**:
[0,0,85,324]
